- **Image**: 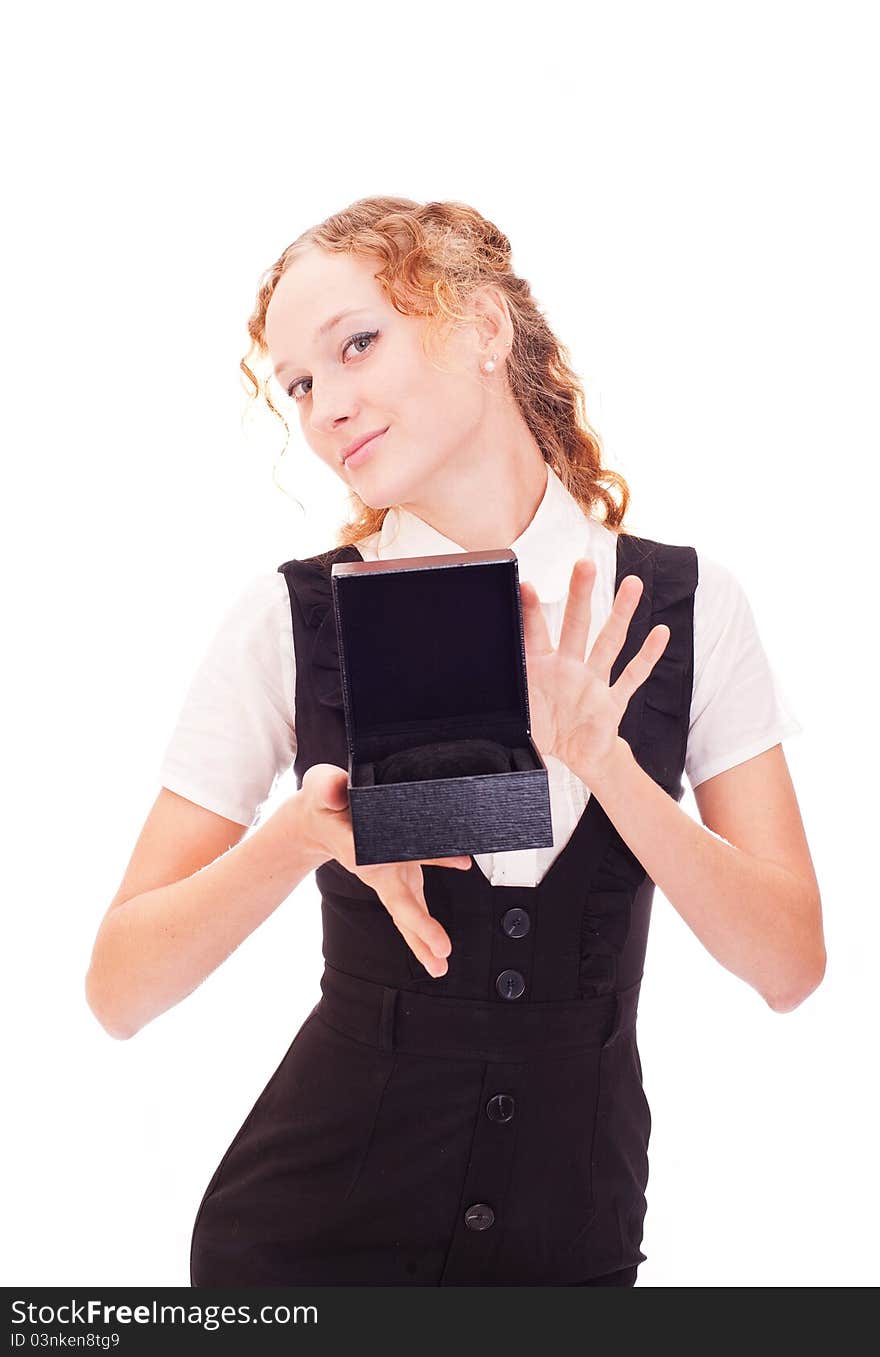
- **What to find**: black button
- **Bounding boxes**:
[501,907,530,938]
[464,1203,495,1231]
[486,1094,515,1123]
[496,969,525,1000]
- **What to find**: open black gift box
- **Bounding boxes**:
[330,548,554,866]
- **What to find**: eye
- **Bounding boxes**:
[287,330,379,402]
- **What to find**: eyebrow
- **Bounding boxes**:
[273,307,371,378]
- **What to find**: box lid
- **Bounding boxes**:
[331,549,532,757]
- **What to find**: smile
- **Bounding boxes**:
[344,429,388,468]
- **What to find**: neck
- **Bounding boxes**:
[396,408,550,552]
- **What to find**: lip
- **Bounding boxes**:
[342,427,389,466]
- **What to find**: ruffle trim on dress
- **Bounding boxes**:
[578,538,697,995]
[278,547,363,714]
[636,541,697,796]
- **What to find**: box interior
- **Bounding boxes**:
[332,554,542,784]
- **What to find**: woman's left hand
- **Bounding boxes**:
[519,558,671,784]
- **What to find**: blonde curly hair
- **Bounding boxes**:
[240,196,632,546]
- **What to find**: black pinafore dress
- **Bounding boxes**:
[190,530,697,1287]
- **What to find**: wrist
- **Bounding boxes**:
[272,791,332,872]
[582,735,634,795]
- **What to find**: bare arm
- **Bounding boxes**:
[86,767,469,1041]
[585,738,825,1011]
[85,788,327,1041]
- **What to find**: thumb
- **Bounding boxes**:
[302,763,351,812]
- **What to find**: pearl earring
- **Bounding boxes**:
[481,352,498,374]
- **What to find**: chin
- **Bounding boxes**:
[348,465,415,512]
[340,472,393,511]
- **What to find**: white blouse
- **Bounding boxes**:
[158,464,803,886]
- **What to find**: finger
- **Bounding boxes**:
[585,574,644,682]
[369,854,467,870]
[399,922,448,978]
[519,580,553,655]
[381,874,452,959]
[557,557,597,662]
[608,624,671,711]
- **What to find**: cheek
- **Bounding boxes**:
[394,362,481,434]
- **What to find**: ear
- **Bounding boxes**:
[468,283,514,354]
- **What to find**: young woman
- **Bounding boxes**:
[85,196,825,1287]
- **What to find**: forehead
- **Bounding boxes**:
[265,249,385,362]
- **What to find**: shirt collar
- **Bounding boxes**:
[376,461,591,603]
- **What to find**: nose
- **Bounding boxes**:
[307,376,358,439]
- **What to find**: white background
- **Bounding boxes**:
[4,0,877,1288]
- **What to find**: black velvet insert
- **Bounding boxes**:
[373,737,514,786]
[335,563,523,737]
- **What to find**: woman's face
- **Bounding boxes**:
[264,246,498,509]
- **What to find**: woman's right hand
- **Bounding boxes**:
[294,763,472,979]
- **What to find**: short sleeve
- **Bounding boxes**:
[158,572,297,826]
[686,553,804,790]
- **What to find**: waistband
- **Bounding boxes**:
[314,964,641,1062]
